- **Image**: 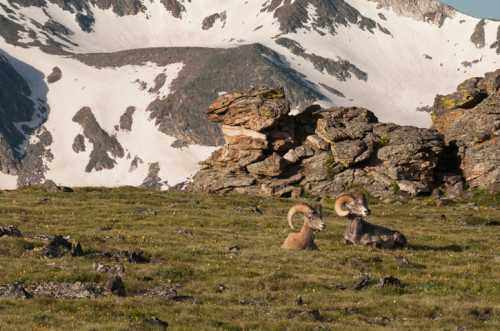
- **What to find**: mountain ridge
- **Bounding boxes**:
[0,0,499,189]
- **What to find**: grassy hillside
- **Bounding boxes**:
[0,187,499,330]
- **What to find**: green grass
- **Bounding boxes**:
[0,187,499,330]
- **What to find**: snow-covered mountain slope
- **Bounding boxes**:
[0,0,499,189]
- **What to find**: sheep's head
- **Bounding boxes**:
[335,192,370,217]
[288,203,325,231]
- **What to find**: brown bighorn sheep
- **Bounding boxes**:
[281,203,325,250]
[335,193,407,249]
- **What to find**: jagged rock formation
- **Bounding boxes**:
[189,87,445,198]
[432,70,500,192]
[368,0,455,26]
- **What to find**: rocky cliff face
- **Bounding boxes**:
[0,54,41,175]
[432,70,500,192]
[368,0,455,26]
[188,87,445,198]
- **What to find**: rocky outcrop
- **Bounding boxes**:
[189,87,445,198]
[141,162,164,190]
[202,11,227,30]
[263,0,384,35]
[46,66,62,83]
[119,106,136,131]
[368,0,455,26]
[275,38,368,82]
[490,25,500,54]
[72,107,124,172]
[432,70,500,192]
[0,54,38,174]
[470,19,486,49]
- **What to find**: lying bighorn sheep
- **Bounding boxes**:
[282,203,325,250]
[335,193,407,249]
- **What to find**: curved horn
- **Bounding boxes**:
[335,194,354,217]
[287,203,314,229]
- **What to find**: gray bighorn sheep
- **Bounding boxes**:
[335,193,407,249]
[282,203,325,250]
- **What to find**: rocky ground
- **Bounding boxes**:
[0,186,499,330]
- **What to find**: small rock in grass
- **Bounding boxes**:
[379,276,403,288]
[44,235,72,258]
[353,275,370,290]
[127,250,151,263]
[0,225,22,238]
[0,283,32,299]
[469,307,493,321]
[143,317,169,330]
[215,284,226,293]
[228,245,240,253]
[107,276,127,297]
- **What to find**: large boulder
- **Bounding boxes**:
[432,69,500,192]
[207,87,290,131]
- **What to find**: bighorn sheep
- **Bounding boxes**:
[335,193,407,249]
[282,203,325,250]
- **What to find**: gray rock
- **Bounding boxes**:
[470,19,486,48]
[0,283,32,299]
[32,282,103,299]
[72,134,86,153]
[72,107,124,172]
[119,106,136,131]
[276,38,367,82]
[46,66,62,83]
[202,11,227,30]
[432,69,500,192]
[141,162,164,190]
[247,153,286,177]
